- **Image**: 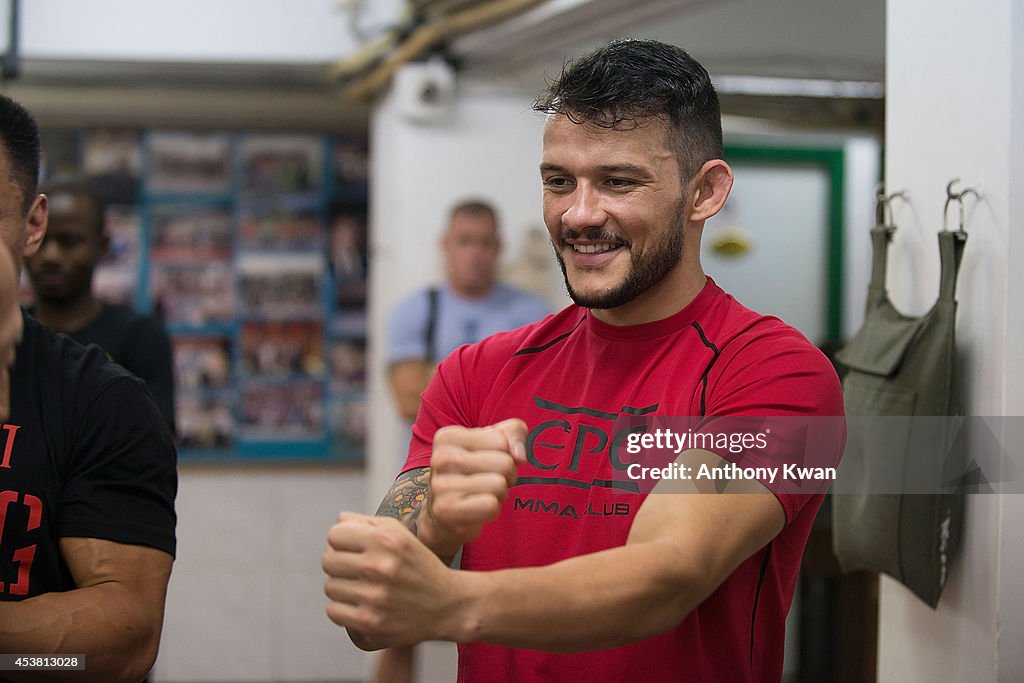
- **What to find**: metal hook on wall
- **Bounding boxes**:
[874,182,906,228]
[943,178,980,234]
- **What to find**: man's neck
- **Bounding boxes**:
[32,295,104,335]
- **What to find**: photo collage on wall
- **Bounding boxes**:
[35,127,370,463]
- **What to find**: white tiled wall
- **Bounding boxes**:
[152,467,371,682]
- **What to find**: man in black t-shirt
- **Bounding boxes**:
[0,93,177,683]
[24,175,176,433]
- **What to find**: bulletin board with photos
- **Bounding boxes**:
[32,127,370,464]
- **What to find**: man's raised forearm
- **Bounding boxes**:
[374,466,459,563]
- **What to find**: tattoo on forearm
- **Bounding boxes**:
[375,467,430,532]
[377,466,456,564]
[407,505,423,538]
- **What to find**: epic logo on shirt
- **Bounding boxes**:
[519,395,658,492]
[504,397,654,520]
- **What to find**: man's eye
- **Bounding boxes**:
[544,177,571,188]
[607,178,634,188]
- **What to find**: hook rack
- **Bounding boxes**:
[943,178,980,234]
[874,183,906,228]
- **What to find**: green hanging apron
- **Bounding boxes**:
[831,226,967,608]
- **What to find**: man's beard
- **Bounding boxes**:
[553,212,685,310]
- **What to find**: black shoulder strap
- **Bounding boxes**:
[425,287,439,362]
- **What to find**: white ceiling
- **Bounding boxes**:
[450,0,885,92]
[5,0,885,130]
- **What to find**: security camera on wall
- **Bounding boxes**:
[394,56,456,125]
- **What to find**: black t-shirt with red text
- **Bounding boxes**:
[0,311,176,600]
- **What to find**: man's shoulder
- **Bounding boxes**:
[15,312,142,418]
[698,284,817,352]
[97,303,165,335]
[69,304,169,366]
[22,310,92,363]
[22,312,136,379]
[390,286,437,318]
[698,289,842,415]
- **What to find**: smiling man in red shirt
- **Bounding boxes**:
[323,39,844,682]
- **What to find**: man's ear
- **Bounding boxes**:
[688,159,734,223]
[22,193,48,258]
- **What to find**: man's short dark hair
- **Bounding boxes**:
[0,93,42,214]
[450,199,498,227]
[533,39,723,182]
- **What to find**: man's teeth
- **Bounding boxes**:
[573,243,618,254]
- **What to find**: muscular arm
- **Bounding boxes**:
[0,537,173,683]
[387,360,435,422]
[327,449,784,653]
[449,451,784,651]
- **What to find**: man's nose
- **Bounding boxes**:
[561,183,606,232]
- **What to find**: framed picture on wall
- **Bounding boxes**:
[239,379,325,440]
[236,252,325,320]
[329,338,366,392]
[177,393,234,452]
[239,320,325,378]
[149,203,233,261]
[329,392,366,459]
[93,204,140,306]
[172,335,233,391]
[332,135,369,202]
[328,211,368,309]
[147,131,232,195]
[172,335,235,455]
[238,208,324,250]
[82,129,141,175]
[151,260,235,328]
[241,134,322,200]
[26,126,369,464]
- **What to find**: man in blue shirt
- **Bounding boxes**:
[387,199,549,422]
